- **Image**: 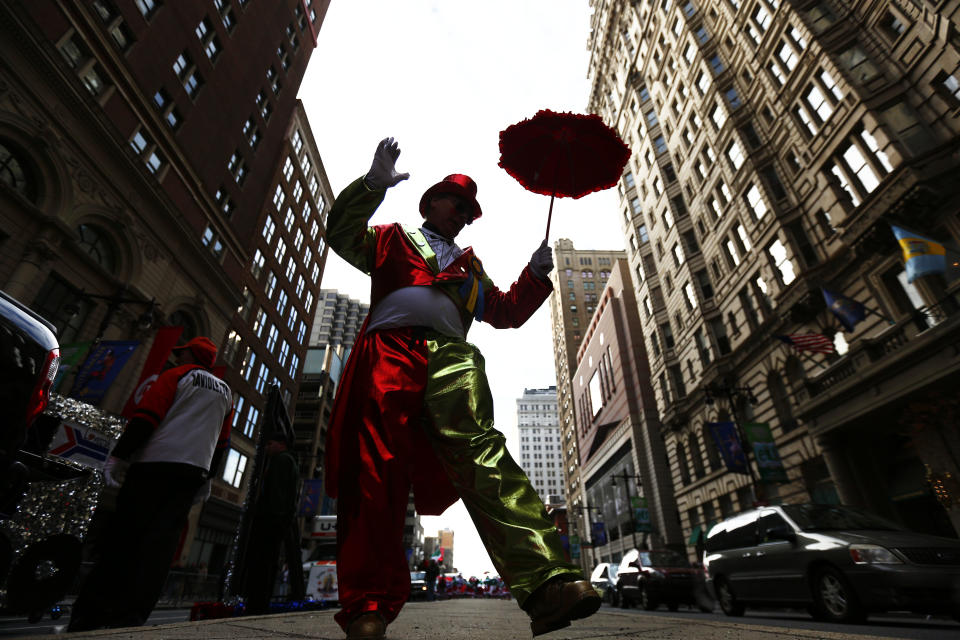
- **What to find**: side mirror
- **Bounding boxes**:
[766,526,796,544]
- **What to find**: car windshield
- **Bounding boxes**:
[410,571,426,580]
[782,504,902,532]
[638,550,688,567]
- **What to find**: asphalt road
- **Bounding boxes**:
[609,603,960,640]
[1,603,957,639]
[0,608,190,637]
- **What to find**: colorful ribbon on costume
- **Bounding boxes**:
[457,256,485,322]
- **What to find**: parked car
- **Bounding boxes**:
[616,548,711,611]
[704,503,960,623]
[589,561,619,605]
[0,289,88,622]
[409,570,428,600]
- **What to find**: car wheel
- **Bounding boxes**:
[715,578,745,617]
[618,586,629,609]
[639,583,658,611]
[667,602,679,612]
[811,567,865,623]
[609,588,620,608]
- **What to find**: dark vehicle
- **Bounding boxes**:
[0,290,86,621]
[409,570,428,600]
[704,504,960,623]
[0,290,60,469]
[616,548,710,611]
[589,561,619,606]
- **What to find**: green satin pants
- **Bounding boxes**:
[423,333,582,605]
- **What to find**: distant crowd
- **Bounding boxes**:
[436,573,510,599]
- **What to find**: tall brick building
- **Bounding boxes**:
[0,0,332,572]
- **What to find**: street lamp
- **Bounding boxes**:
[576,505,603,568]
[610,471,643,550]
[704,381,763,505]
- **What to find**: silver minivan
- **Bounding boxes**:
[703,504,960,623]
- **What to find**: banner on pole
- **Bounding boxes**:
[298,478,324,517]
[52,341,92,392]
[591,521,607,546]
[742,422,788,483]
[632,496,652,532]
[71,340,139,405]
[707,421,749,474]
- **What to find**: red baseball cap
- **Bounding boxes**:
[172,336,218,368]
[418,174,482,222]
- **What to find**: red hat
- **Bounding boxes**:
[172,336,218,368]
[418,174,483,222]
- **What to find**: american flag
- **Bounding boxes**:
[776,333,836,354]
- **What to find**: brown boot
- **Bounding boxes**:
[346,612,386,640]
[524,577,601,636]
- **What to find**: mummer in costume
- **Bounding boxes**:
[325,138,600,640]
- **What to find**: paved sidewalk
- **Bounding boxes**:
[41,599,890,639]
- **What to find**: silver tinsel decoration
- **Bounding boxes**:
[1,394,123,555]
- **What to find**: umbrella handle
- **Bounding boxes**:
[545,193,555,244]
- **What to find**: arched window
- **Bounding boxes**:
[169,310,199,342]
[675,443,691,485]
[767,371,796,433]
[0,140,37,201]
[76,224,118,272]
[689,435,705,479]
[701,423,721,472]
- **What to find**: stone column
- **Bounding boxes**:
[4,239,57,301]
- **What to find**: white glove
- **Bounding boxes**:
[192,479,212,505]
[103,456,129,488]
[364,137,410,190]
[528,240,554,280]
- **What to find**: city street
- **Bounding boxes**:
[1,600,957,639]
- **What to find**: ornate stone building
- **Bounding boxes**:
[587,0,960,554]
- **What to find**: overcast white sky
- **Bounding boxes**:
[299,1,626,578]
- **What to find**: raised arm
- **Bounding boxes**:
[326,137,409,274]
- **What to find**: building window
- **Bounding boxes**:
[173,51,203,98]
[92,0,134,51]
[255,362,270,393]
[242,117,260,149]
[214,0,235,32]
[195,17,221,61]
[129,127,165,174]
[726,140,744,170]
[243,405,259,439]
[222,448,247,488]
[135,0,160,19]
[288,353,300,379]
[227,149,247,185]
[58,34,110,97]
[262,216,276,244]
[710,102,726,129]
[76,224,117,272]
[292,129,303,154]
[201,225,224,259]
[745,184,768,219]
[828,128,894,206]
[768,238,796,285]
[0,141,37,201]
[276,289,288,315]
[250,248,265,278]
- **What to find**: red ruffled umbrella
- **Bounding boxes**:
[498,109,631,240]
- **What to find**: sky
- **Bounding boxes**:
[299,1,626,578]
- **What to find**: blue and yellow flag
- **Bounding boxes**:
[891,224,946,283]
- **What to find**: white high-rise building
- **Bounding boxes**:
[517,387,564,504]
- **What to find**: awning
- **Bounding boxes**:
[687,525,702,545]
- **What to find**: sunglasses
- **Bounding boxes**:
[440,195,472,218]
